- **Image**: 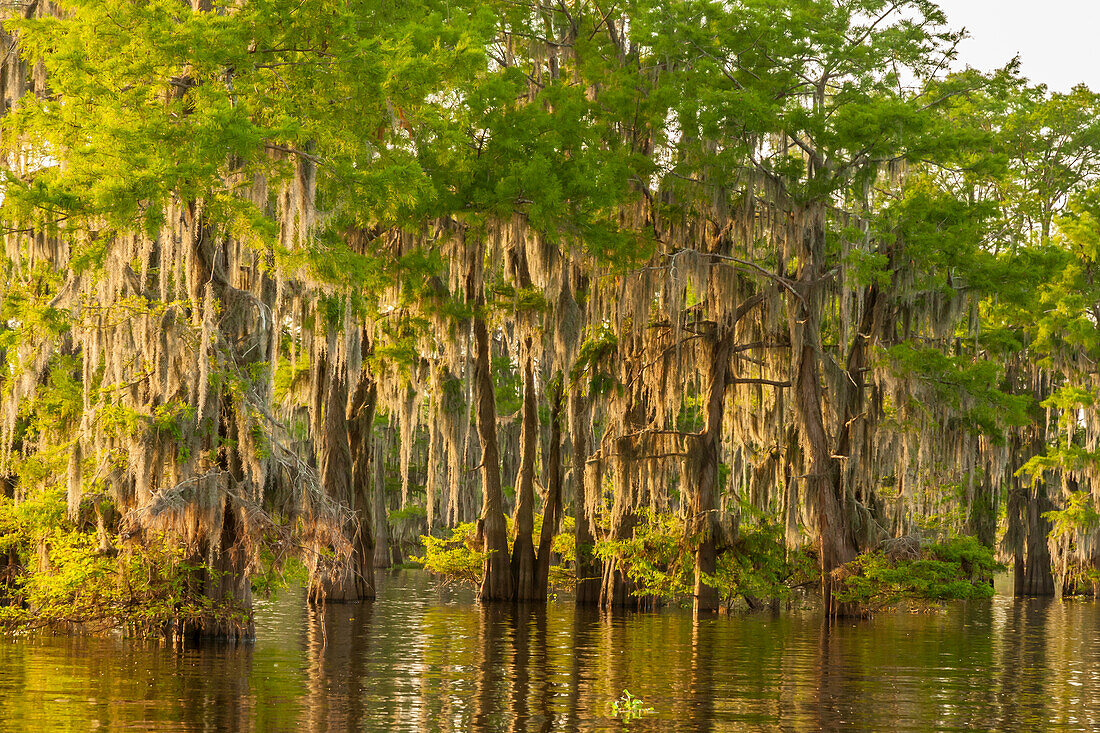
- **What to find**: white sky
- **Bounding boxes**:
[936,0,1100,92]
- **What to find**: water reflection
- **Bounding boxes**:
[1,573,1100,731]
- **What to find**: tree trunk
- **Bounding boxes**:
[534,379,564,601]
[200,495,255,640]
[426,413,443,535]
[968,473,998,549]
[511,337,538,601]
[344,365,377,599]
[1009,433,1056,597]
[372,435,391,569]
[572,393,601,606]
[1020,479,1056,596]
[789,212,858,615]
[600,442,640,610]
[691,328,733,614]
[469,248,513,602]
[310,349,364,602]
[835,283,886,549]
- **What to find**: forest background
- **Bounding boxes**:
[1,0,1099,638]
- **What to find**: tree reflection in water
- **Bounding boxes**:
[1,572,1100,730]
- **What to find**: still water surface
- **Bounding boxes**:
[0,571,1098,731]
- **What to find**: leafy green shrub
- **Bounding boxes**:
[1042,492,1100,594]
[595,509,816,609]
[548,515,576,590]
[251,550,309,597]
[388,505,428,524]
[414,523,487,586]
[835,536,1001,610]
[594,509,694,602]
[416,513,579,591]
[713,519,818,608]
[0,529,248,637]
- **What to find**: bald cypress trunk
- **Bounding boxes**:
[469,244,513,602]
[1020,481,1056,596]
[968,475,998,550]
[600,440,640,610]
[692,328,732,614]
[201,496,254,640]
[836,283,882,535]
[572,394,601,606]
[534,379,564,601]
[790,211,858,615]
[189,210,266,638]
[691,294,763,613]
[372,435,391,569]
[511,338,539,601]
[1007,432,1056,596]
[309,349,360,602]
[343,367,377,600]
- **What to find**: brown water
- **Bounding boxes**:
[1,571,1098,731]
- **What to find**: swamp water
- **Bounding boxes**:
[0,571,1098,731]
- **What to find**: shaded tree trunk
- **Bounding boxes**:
[1007,433,1056,597]
[373,435,391,569]
[201,495,254,640]
[187,208,267,639]
[690,294,763,614]
[968,474,998,549]
[835,282,886,548]
[1019,480,1056,596]
[511,337,538,600]
[469,246,513,602]
[534,379,564,601]
[691,327,733,614]
[789,212,858,615]
[343,364,377,599]
[572,393,601,606]
[600,441,640,610]
[310,347,363,602]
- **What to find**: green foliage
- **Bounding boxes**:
[4,0,1100,634]
[250,551,309,598]
[1043,492,1100,592]
[713,519,818,607]
[0,529,247,637]
[548,515,577,591]
[611,690,654,722]
[885,343,1031,442]
[416,514,577,591]
[272,355,311,405]
[414,523,486,587]
[1044,492,1100,539]
[569,327,619,398]
[595,509,694,602]
[388,505,428,525]
[0,476,253,637]
[595,509,816,608]
[835,536,1001,611]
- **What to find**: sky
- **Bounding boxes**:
[936,0,1100,92]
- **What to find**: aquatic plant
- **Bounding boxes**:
[611,690,654,722]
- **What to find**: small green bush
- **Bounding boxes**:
[0,529,248,637]
[835,536,1001,610]
[712,519,818,607]
[594,508,817,608]
[414,523,487,586]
